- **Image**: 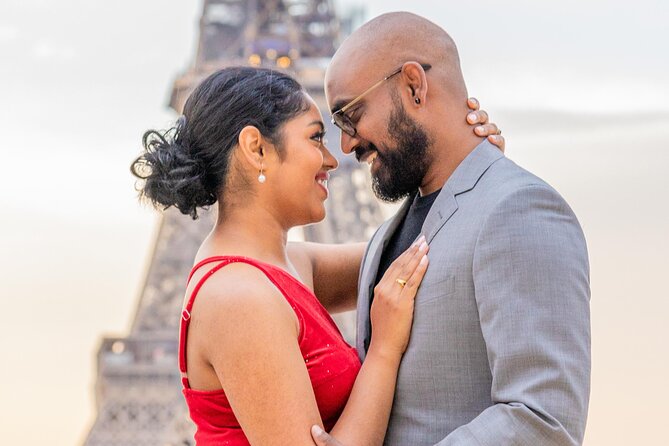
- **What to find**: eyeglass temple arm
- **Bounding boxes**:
[338,77,389,114]
[337,63,432,114]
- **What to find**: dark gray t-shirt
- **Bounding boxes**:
[365,189,441,351]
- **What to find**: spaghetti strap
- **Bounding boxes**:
[187,255,233,284]
[178,256,303,389]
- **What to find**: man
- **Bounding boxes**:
[313,11,591,446]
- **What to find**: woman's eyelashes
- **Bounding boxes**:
[311,130,327,146]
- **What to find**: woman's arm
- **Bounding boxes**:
[288,241,366,313]
[201,240,428,446]
[328,238,428,446]
[198,263,322,445]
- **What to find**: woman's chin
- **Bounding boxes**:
[305,204,327,225]
[311,206,327,224]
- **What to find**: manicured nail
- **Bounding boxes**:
[467,113,477,123]
[476,126,484,134]
[420,255,428,265]
[311,425,325,436]
[420,241,428,250]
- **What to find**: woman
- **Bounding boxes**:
[131,67,503,445]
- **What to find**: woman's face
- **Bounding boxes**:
[267,95,338,227]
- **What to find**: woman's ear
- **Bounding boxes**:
[237,125,264,170]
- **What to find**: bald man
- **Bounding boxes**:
[314,11,591,446]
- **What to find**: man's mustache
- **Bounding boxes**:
[355,144,379,163]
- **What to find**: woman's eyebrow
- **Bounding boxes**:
[307,120,325,129]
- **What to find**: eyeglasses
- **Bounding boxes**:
[331,63,432,137]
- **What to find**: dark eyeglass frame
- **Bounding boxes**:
[331,63,432,137]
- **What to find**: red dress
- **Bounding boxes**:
[179,256,362,445]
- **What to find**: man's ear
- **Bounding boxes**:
[401,61,428,107]
[237,125,264,171]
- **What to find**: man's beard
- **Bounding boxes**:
[370,100,431,202]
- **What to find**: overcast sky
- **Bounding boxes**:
[0,1,667,445]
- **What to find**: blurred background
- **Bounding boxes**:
[0,0,667,444]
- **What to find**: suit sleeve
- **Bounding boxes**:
[435,184,591,446]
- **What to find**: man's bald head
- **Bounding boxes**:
[326,11,467,102]
[324,12,482,198]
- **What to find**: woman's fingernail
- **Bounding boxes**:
[476,126,484,133]
[311,425,325,436]
[467,113,477,123]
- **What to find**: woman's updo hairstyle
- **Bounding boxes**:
[131,66,310,219]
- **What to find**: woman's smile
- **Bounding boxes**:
[315,170,330,198]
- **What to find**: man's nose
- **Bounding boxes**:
[339,131,360,155]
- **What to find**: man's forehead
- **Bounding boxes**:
[325,56,382,108]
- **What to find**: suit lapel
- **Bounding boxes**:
[357,140,503,360]
[357,194,414,360]
[422,186,458,244]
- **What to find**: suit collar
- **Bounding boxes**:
[444,139,504,196]
[422,139,503,243]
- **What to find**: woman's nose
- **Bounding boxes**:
[321,144,339,171]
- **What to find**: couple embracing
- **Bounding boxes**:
[132,12,590,446]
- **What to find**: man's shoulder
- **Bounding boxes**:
[488,156,552,191]
[476,156,566,208]
[475,157,585,244]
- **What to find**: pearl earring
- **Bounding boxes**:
[258,163,266,183]
[415,97,421,104]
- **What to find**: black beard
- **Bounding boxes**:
[370,101,431,202]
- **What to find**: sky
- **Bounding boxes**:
[0,0,668,445]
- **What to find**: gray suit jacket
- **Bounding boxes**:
[357,140,591,445]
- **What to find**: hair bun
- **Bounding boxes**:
[131,123,217,219]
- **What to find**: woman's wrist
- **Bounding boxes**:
[366,340,403,367]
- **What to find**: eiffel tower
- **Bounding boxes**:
[84,1,382,445]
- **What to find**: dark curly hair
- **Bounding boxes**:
[131,67,310,219]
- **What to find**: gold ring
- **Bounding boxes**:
[396,278,408,288]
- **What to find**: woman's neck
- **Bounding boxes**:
[199,201,291,268]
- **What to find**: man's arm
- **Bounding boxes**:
[438,184,591,445]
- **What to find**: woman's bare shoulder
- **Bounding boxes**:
[189,262,298,334]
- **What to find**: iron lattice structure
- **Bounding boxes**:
[84,1,382,445]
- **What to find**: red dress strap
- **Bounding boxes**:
[178,256,300,389]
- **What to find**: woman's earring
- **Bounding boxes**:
[415,97,421,105]
[258,163,266,184]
